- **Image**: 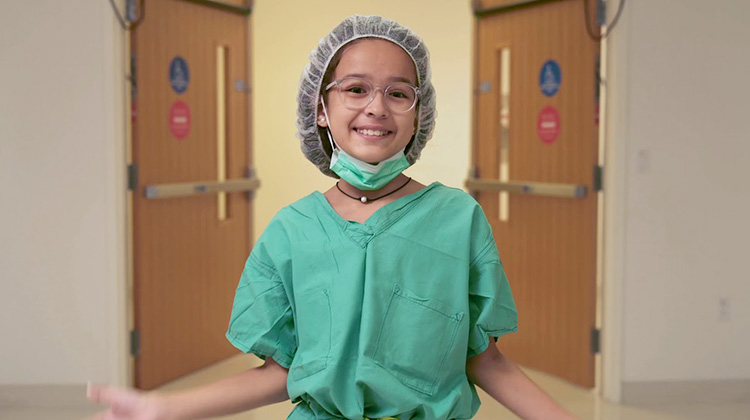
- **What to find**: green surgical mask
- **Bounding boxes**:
[330,146,410,191]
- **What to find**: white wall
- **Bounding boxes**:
[607,0,750,384]
[0,1,126,385]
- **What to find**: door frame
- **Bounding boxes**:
[113,0,257,387]
[470,0,627,400]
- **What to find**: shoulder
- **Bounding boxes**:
[421,183,489,224]
[264,192,325,230]
[429,183,498,256]
[252,192,325,258]
[421,182,482,209]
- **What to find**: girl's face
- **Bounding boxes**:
[318,39,418,164]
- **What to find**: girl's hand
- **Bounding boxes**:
[87,383,169,420]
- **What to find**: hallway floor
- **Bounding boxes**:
[2,354,748,420]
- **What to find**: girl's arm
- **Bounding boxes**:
[466,342,578,420]
[88,357,289,420]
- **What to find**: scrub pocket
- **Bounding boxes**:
[373,284,463,395]
[291,288,332,380]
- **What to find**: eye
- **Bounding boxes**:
[339,79,371,96]
[389,90,410,99]
[347,85,368,94]
[388,86,415,101]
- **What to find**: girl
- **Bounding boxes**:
[88,15,577,420]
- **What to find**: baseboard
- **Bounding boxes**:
[621,379,750,404]
[0,385,88,408]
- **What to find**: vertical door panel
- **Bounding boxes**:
[131,0,252,389]
[474,0,598,388]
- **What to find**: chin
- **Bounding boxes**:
[355,154,388,164]
[346,147,392,163]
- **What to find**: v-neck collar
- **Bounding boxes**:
[312,182,441,235]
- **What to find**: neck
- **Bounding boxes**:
[337,173,409,200]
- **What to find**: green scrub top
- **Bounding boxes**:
[227,183,517,420]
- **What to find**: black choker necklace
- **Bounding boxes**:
[336,177,412,203]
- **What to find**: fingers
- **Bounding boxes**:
[87,382,145,420]
[88,383,138,406]
[86,384,116,420]
[87,382,109,405]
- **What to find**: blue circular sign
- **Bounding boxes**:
[169,56,190,94]
[539,59,561,97]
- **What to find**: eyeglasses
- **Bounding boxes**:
[325,77,420,114]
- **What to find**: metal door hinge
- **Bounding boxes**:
[477,81,492,94]
[591,328,601,354]
[128,164,138,191]
[126,0,138,22]
[234,79,251,93]
[593,165,603,192]
[130,330,140,358]
[596,0,607,26]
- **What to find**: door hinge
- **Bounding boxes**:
[477,81,492,94]
[126,0,138,22]
[127,164,138,191]
[591,328,601,354]
[130,329,140,358]
[234,79,251,93]
[593,165,603,192]
[596,0,607,26]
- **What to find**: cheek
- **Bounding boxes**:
[404,112,418,133]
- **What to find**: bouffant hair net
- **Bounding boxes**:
[296,15,437,178]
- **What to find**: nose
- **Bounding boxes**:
[363,88,389,118]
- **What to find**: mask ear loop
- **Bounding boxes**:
[319,98,338,153]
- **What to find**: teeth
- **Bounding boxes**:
[358,129,388,136]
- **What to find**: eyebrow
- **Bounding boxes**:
[341,73,416,85]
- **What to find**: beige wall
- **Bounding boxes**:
[251,0,473,239]
[0,0,127,385]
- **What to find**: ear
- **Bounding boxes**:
[317,102,329,128]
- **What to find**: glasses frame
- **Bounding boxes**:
[325,77,420,114]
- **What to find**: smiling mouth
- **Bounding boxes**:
[356,128,391,137]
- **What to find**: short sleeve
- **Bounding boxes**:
[466,238,518,358]
[226,251,296,368]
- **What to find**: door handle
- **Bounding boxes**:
[465,177,586,199]
[144,177,260,199]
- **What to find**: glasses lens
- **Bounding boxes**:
[337,78,373,110]
[384,83,418,113]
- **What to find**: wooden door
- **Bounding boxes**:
[471,0,599,388]
[131,0,254,389]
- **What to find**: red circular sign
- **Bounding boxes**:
[169,100,191,140]
[537,105,560,144]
